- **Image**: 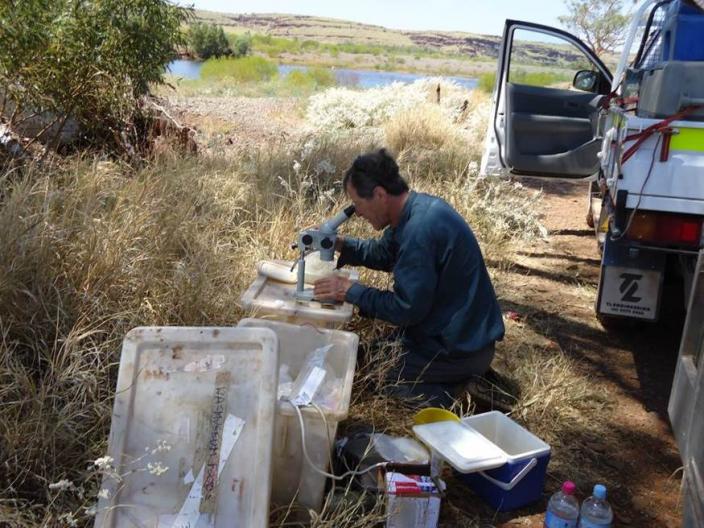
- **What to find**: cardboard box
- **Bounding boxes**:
[385,472,441,528]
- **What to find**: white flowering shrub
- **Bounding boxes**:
[305,78,472,133]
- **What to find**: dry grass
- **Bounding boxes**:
[0,88,612,527]
[385,103,465,154]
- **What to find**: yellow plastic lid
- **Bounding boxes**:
[413,407,461,425]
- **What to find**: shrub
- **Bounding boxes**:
[201,56,278,82]
[231,33,252,58]
[189,22,232,59]
[0,0,189,148]
[305,78,471,132]
[307,67,336,87]
[284,70,315,91]
[283,67,336,94]
[251,34,302,56]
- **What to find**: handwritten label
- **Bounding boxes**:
[200,373,229,513]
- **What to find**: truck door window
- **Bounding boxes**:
[508,29,600,91]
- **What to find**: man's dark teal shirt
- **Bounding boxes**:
[342,191,504,358]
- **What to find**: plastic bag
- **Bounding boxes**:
[289,344,336,408]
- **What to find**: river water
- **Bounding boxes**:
[167,59,477,90]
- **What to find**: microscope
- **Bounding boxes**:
[291,205,355,301]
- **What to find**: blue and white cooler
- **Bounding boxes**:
[413,411,551,512]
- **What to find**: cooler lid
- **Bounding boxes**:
[413,420,508,473]
[95,327,279,528]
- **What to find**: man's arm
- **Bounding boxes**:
[344,231,437,326]
[337,228,395,271]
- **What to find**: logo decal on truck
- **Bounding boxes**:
[600,266,661,320]
[619,273,643,303]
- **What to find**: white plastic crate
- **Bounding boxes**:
[240,260,359,329]
[95,327,279,528]
[238,318,358,512]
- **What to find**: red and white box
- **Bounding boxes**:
[385,472,442,528]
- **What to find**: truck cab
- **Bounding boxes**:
[481,0,704,324]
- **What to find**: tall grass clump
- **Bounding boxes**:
[478,71,497,93]
[201,55,278,82]
[0,152,361,525]
[384,103,463,153]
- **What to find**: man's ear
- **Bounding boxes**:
[373,186,388,200]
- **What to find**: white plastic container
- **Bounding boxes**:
[413,411,551,512]
[240,260,359,329]
[238,318,358,512]
[94,327,279,528]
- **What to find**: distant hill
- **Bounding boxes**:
[191,11,584,66]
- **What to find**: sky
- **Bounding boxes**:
[181,0,572,37]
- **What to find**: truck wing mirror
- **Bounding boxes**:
[573,70,599,92]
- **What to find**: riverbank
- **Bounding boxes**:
[168,59,479,88]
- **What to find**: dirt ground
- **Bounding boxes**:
[491,178,684,527]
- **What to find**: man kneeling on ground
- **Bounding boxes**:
[314,148,505,407]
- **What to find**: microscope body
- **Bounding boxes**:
[292,205,355,300]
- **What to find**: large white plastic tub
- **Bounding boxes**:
[240,260,359,329]
[238,318,358,512]
[95,327,279,528]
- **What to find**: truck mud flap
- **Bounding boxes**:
[596,240,666,321]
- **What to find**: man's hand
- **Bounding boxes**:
[314,274,353,302]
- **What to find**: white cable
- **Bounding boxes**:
[292,403,387,481]
[310,401,334,470]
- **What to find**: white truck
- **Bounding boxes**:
[481,0,704,326]
[669,249,704,528]
[481,2,704,525]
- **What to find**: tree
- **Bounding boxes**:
[0,0,190,150]
[232,33,252,58]
[189,23,232,59]
[558,0,630,56]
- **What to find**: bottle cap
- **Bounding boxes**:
[562,481,576,495]
[593,484,607,500]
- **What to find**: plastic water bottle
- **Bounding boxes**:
[578,484,613,528]
[544,481,579,528]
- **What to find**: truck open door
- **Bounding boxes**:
[669,249,704,527]
[480,20,613,179]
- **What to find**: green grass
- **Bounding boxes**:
[201,55,279,82]
[478,69,573,93]
[163,63,339,97]
[234,32,450,61]
[283,67,336,93]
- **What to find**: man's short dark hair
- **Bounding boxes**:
[343,148,409,198]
